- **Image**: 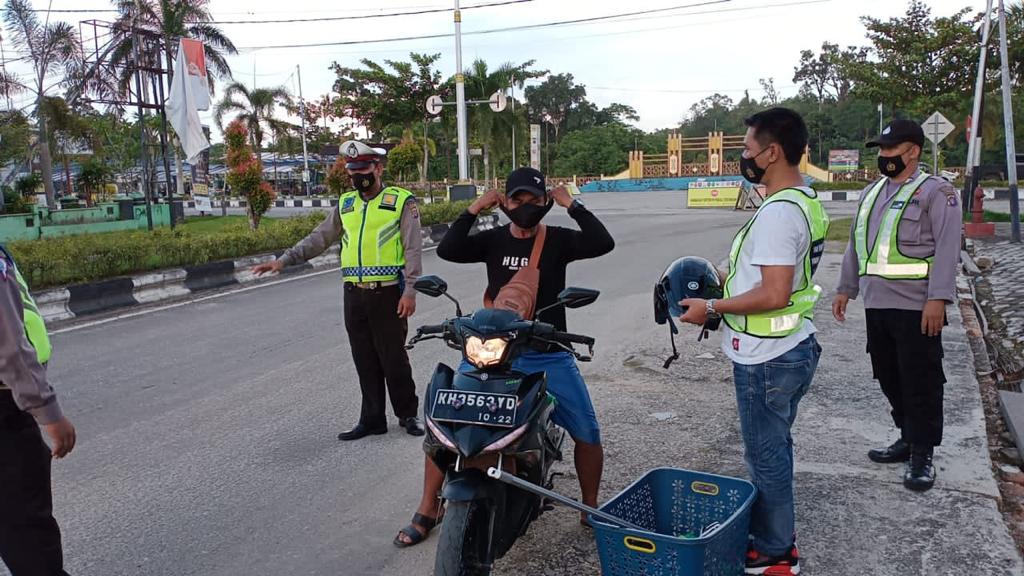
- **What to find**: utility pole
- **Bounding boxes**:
[152,53,176,228]
[878,103,883,135]
[997,0,1020,242]
[297,64,310,196]
[965,0,994,212]
[510,78,516,168]
[132,5,153,230]
[454,0,469,181]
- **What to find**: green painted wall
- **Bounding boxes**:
[0,203,170,242]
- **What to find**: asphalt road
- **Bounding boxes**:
[42,192,776,576]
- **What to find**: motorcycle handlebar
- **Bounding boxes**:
[417,323,447,336]
[552,332,595,347]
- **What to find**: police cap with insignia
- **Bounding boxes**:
[341,140,387,170]
[866,119,925,149]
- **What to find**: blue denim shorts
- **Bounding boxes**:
[459,350,601,445]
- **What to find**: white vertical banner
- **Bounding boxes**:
[166,39,210,163]
[529,124,541,171]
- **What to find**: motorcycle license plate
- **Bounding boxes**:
[431,390,518,428]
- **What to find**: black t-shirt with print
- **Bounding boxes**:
[436,203,615,331]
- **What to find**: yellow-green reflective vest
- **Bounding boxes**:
[855,172,932,280]
[2,249,52,365]
[338,187,413,283]
[724,188,830,338]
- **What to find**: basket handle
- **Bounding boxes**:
[623,536,657,554]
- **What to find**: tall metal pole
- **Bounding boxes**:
[997,0,1020,242]
[131,17,153,231]
[454,0,470,181]
[297,65,310,195]
[511,80,516,168]
[153,48,176,229]
[965,0,994,212]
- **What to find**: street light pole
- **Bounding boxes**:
[965,0,994,212]
[454,0,470,182]
[297,64,310,195]
[997,0,1020,242]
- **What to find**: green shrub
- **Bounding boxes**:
[9,201,481,289]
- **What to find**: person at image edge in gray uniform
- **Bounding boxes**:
[253,140,426,440]
[0,244,77,576]
[832,119,963,492]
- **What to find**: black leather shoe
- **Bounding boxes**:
[400,417,425,437]
[337,423,387,441]
[868,438,911,463]
[904,449,936,492]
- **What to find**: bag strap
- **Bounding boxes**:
[526,225,547,270]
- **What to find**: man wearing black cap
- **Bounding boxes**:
[393,167,615,547]
[253,140,425,440]
[832,119,963,491]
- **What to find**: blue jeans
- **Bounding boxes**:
[733,335,821,556]
[459,351,601,445]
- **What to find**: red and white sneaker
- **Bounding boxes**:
[744,545,801,575]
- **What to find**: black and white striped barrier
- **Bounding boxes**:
[36,215,500,324]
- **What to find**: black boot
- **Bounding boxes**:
[904,447,936,492]
[868,438,911,463]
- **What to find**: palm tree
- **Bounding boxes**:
[214,82,293,152]
[1,0,82,208]
[39,97,91,198]
[463,59,545,181]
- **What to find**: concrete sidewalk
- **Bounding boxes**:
[484,252,1022,576]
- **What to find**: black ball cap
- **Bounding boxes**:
[505,167,547,198]
[867,119,925,148]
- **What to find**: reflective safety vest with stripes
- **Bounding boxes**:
[1,247,52,365]
[724,188,830,339]
[338,187,413,283]
[855,172,932,280]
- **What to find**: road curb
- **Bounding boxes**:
[36,215,499,324]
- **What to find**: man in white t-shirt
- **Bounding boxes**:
[679,108,828,576]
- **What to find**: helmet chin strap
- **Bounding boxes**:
[663,322,712,369]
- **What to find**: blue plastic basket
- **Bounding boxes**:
[591,468,757,576]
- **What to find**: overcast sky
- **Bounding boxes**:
[6,0,993,138]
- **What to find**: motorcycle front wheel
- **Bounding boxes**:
[433,500,492,576]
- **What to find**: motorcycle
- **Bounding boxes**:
[406,275,599,576]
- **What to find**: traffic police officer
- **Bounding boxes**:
[833,119,963,491]
[0,244,77,576]
[254,140,425,440]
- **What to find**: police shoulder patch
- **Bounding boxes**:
[409,199,420,219]
[0,257,7,281]
[341,196,356,213]
[942,187,959,207]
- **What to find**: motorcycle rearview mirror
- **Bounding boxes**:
[535,287,600,317]
[414,275,448,297]
[413,275,463,316]
[559,287,600,309]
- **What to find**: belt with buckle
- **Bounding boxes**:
[346,280,400,290]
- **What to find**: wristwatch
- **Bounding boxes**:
[706,299,720,319]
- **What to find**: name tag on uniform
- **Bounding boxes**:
[891,200,906,210]
[341,197,356,214]
[380,192,399,211]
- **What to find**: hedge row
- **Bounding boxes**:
[10,199,477,290]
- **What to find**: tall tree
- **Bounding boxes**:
[0,0,82,207]
[793,42,868,104]
[214,82,293,152]
[39,97,91,197]
[850,0,979,118]
[524,73,587,144]
[330,52,447,139]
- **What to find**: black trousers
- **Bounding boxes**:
[343,283,419,426]
[0,391,70,576]
[865,309,946,448]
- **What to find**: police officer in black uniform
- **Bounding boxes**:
[0,245,77,576]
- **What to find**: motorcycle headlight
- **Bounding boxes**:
[464,336,510,368]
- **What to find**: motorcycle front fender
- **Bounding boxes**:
[442,468,503,502]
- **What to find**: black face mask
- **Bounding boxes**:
[501,199,553,229]
[740,147,770,184]
[877,153,907,178]
[352,172,376,194]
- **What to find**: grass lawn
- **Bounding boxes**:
[179,215,274,233]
